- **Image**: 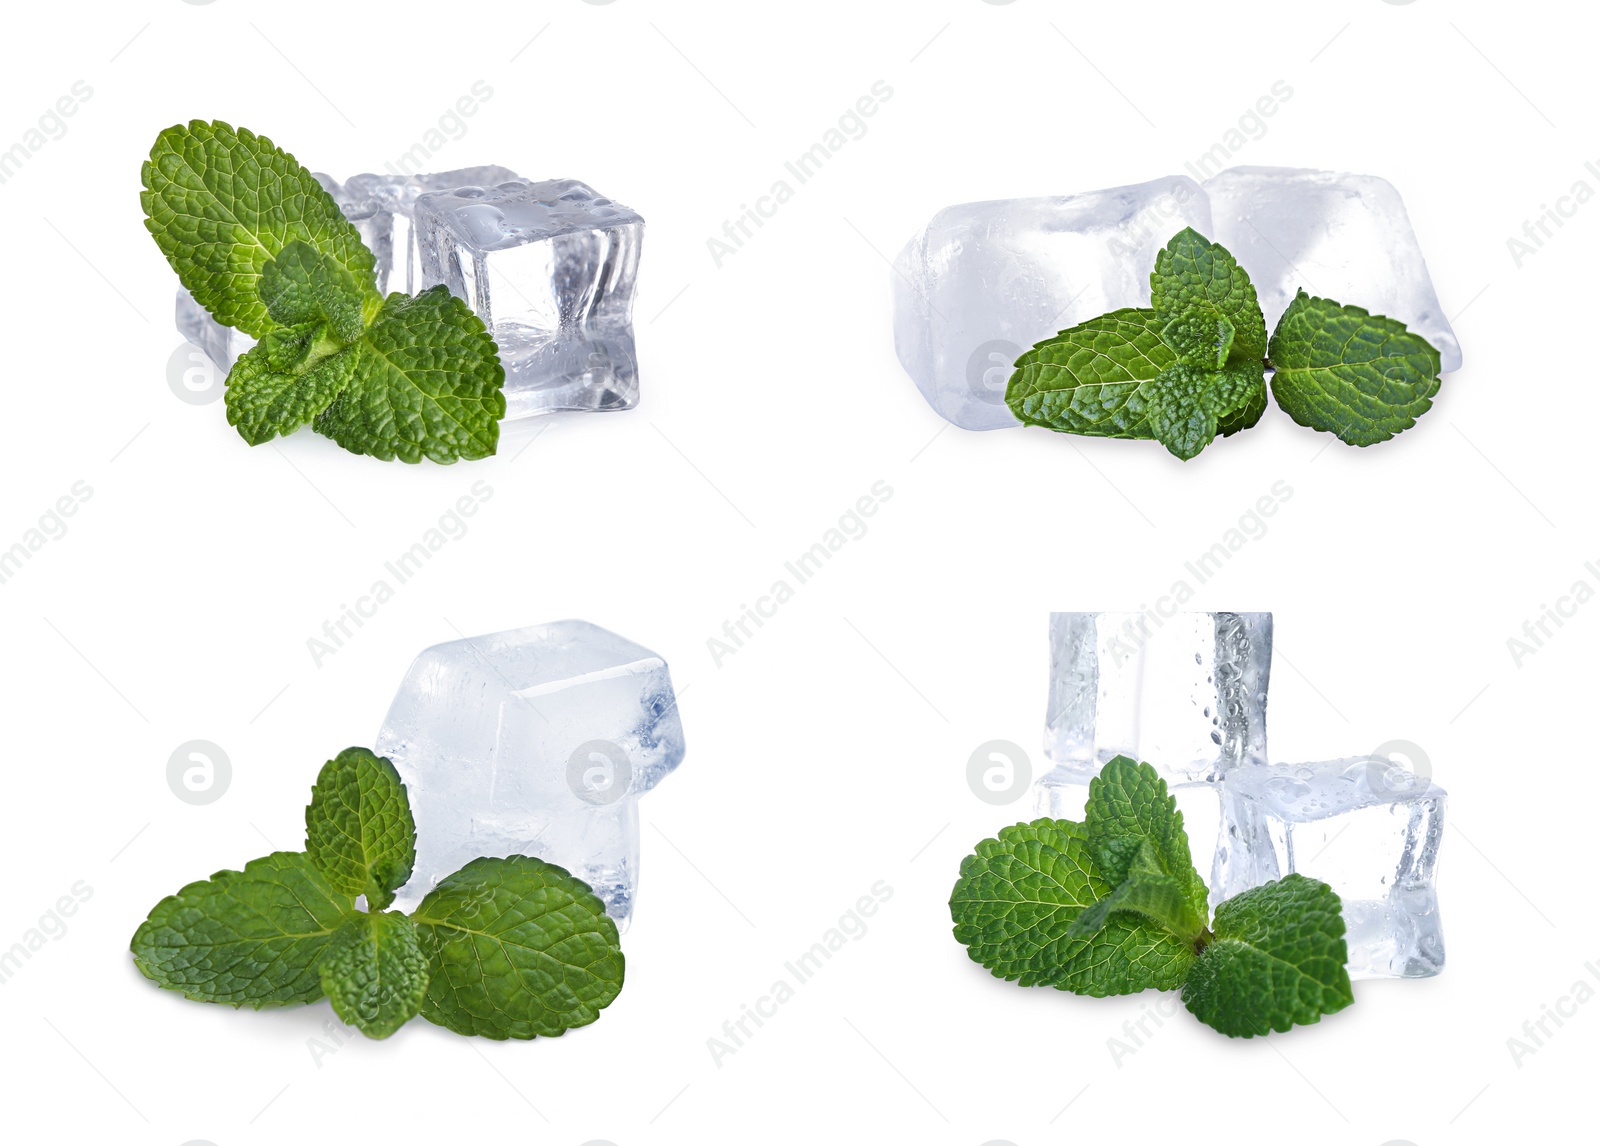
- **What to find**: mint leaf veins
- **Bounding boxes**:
[950,757,1357,1038]
[143,120,505,462]
[131,746,624,1041]
[1004,225,1444,458]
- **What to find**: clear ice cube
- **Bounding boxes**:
[374,620,685,927]
[1203,166,1462,373]
[343,166,522,296]
[415,178,644,419]
[1218,758,1446,978]
[891,175,1213,430]
[1045,612,1271,784]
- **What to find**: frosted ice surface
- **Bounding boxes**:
[1218,757,1446,978]
[375,620,685,928]
[1204,167,1461,373]
[1044,612,1271,784]
[415,178,644,419]
[175,289,254,373]
[891,176,1212,430]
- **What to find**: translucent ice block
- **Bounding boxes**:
[374,620,685,927]
[1203,167,1461,373]
[1045,612,1271,784]
[415,178,644,419]
[1218,758,1446,978]
[343,166,522,296]
[892,176,1213,430]
[1034,772,1229,911]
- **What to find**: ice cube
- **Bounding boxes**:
[415,178,644,419]
[1203,167,1462,373]
[343,166,522,296]
[374,620,685,927]
[1217,758,1446,978]
[1033,772,1229,911]
[892,176,1213,430]
[1045,612,1271,784]
[175,289,255,372]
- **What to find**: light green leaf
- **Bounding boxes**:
[1066,867,1207,943]
[1005,308,1175,438]
[224,340,358,447]
[140,120,374,338]
[313,286,505,464]
[1085,757,1210,926]
[130,852,355,1007]
[318,910,430,1039]
[1161,307,1235,370]
[259,240,377,342]
[413,855,625,1040]
[1182,874,1354,1037]
[1150,228,1267,361]
[949,819,1195,996]
[1267,290,1442,446]
[304,747,417,910]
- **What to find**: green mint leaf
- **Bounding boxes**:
[949,819,1194,996]
[1005,308,1175,438]
[1085,757,1209,925]
[304,747,417,910]
[256,321,327,374]
[1182,874,1354,1037]
[130,851,354,1007]
[1160,308,1234,370]
[313,286,505,464]
[224,341,359,447]
[1216,371,1268,436]
[413,855,624,1040]
[259,240,378,342]
[1066,868,1207,943]
[141,120,375,338]
[1150,228,1267,361]
[1144,359,1267,460]
[318,910,430,1039]
[1267,290,1442,446]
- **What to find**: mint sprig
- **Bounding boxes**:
[143,120,505,463]
[1006,227,1442,458]
[131,746,623,1040]
[949,757,1354,1038]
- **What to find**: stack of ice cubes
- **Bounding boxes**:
[894,167,1461,430]
[1031,612,1446,979]
[173,167,644,420]
[374,620,685,929]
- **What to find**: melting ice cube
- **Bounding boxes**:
[414,178,644,419]
[1044,611,1272,784]
[374,620,685,928]
[1218,757,1446,978]
[343,166,522,296]
[892,175,1212,430]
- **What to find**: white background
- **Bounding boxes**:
[0,1,1592,1142]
